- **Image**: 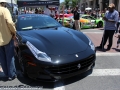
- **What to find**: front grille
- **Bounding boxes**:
[47,55,95,75]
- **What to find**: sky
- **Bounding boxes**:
[60,0,64,3]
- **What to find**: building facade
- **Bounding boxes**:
[80,0,120,12]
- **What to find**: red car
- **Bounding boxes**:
[56,13,73,19]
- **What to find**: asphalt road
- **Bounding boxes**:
[0,28,120,90]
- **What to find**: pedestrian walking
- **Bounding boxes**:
[0,0,17,80]
[72,6,80,31]
[96,3,119,51]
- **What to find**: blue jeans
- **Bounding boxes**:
[0,39,16,78]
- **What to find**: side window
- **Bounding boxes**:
[82,16,88,19]
[89,16,95,20]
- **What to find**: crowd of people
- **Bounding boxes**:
[21,5,59,19]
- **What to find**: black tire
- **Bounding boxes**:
[14,48,21,70]
[18,50,28,77]
[14,56,21,70]
[72,23,76,30]
[97,22,103,28]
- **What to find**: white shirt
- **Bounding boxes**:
[44,8,51,16]
[51,11,55,16]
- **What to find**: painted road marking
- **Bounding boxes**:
[54,81,65,90]
[96,53,120,56]
[90,69,120,76]
[53,68,120,90]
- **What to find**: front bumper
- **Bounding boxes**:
[25,54,96,82]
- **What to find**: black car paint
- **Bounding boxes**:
[16,14,96,81]
[17,27,90,55]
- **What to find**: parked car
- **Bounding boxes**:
[80,14,104,28]
[15,14,96,81]
[66,14,104,29]
[58,17,73,28]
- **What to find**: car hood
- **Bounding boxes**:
[17,27,89,55]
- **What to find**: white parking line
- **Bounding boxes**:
[53,68,120,90]
[90,69,120,76]
[96,53,120,56]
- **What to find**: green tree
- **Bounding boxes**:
[64,0,69,9]
[60,2,65,10]
[71,0,79,8]
[13,0,17,3]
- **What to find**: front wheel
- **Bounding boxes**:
[18,51,28,77]
[97,22,103,28]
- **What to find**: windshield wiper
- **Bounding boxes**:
[39,26,59,29]
[21,28,40,30]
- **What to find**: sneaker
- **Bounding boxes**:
[8,74,17,81]
[96,46,104,49]
[8,77,12,81]
[12,74,17,79]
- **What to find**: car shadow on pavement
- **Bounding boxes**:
[17,76,55,89]
[16,69,93,89]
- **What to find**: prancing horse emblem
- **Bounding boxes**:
[77,64,81,69]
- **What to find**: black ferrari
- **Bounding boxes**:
[15,14,96,81]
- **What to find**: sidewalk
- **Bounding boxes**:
[85,32,120,53]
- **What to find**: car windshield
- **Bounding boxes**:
[18,14,62,31]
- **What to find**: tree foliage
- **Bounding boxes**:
[71,0,79,8]
[64,0,69,9]
[60,2,65,10]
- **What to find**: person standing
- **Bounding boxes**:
[96,3,119,51]
[35,8,39,14]
[0,0,17,80]
[73,6,80,31]
[44,5,51,16]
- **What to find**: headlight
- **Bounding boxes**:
[26,41,51,62]
[86,36,95,51]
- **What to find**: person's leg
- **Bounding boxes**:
[5,39,16,78]
[74,20,77,30]
[0,46,8,76]
[107,30,115,49]
[99,30,109,48]
[75,20,79,30]
[77,20,80,31]
[117,40,120,48]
